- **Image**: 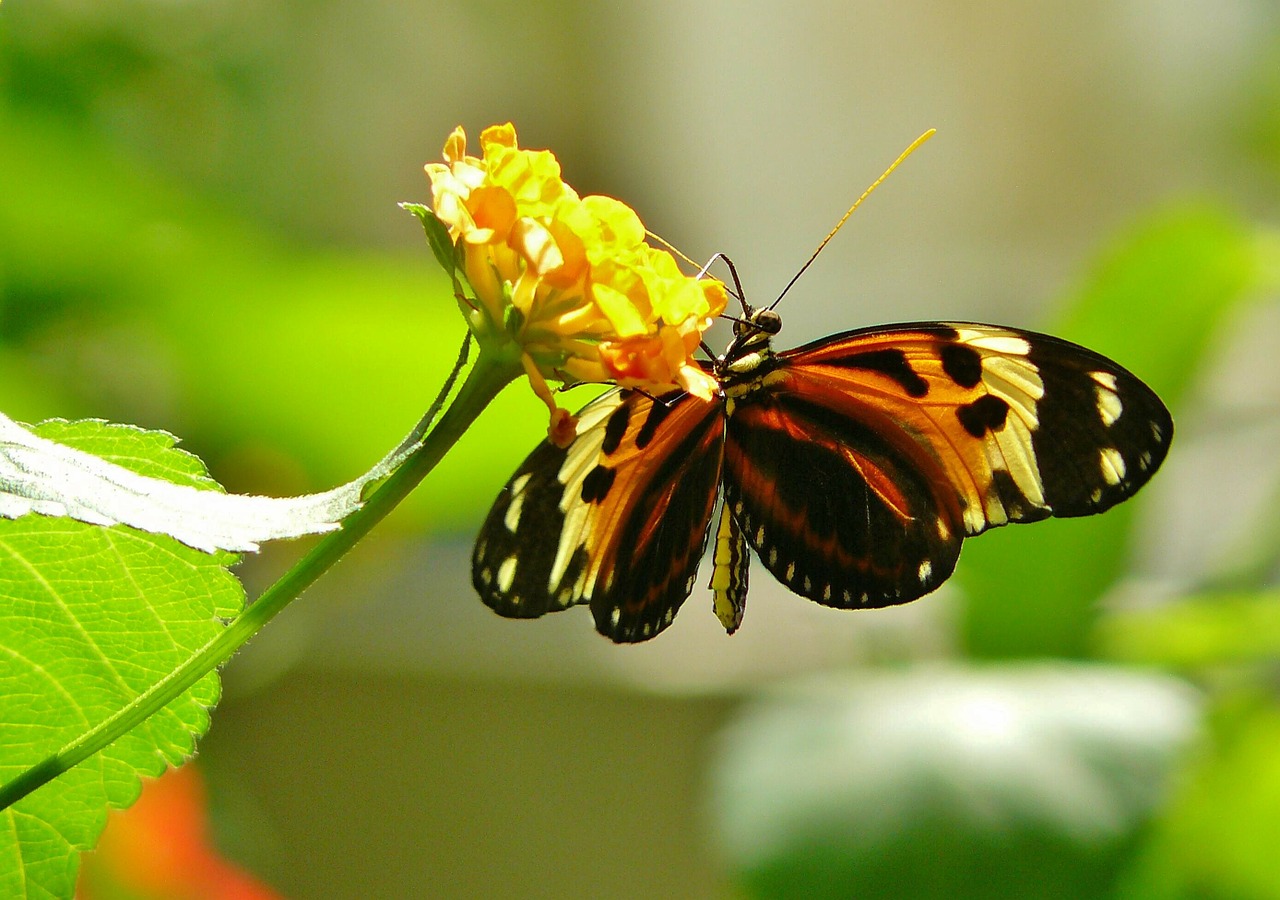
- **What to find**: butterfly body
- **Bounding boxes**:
[473,310,1172,643]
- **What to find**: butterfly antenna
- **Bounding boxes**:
[647,229,697,268]
[700,253,750,314]
[649,230,748,307]
[767,128,936,311]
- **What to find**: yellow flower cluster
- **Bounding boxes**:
[425,124,726,427]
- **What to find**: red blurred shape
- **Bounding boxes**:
[78,764,283,900]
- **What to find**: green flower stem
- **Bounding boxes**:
[0,343,523,811]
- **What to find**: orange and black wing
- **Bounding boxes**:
[472,386,726,642]
[723,322,1172,610]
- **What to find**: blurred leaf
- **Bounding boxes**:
[1097,591,1280,669]
[960,207,1259,659]
[0,421,241,899]
[1120,701,1280,899]
[1053,206,1259,409]
[710,664,1200,900]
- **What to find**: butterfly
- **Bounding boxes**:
[471,292,1173,643]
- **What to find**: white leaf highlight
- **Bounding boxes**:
[0,412,418,553]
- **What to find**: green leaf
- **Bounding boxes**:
[402,202,458,279]
[1096,591,1280,668]
[959,206,1260,659]
[1119,699,1280,899]
[0,420,241,899]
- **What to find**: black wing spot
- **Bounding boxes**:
[636,392,680,449]
[829,349,929,398]
[601,402,632,455]
[957,394,1010,438]
[940,343,983,389]
[580,464,616,504]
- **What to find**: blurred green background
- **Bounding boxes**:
[4,1,1280,897]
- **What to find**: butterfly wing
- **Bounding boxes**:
[723,322,1172,609]
[472,386,726,642]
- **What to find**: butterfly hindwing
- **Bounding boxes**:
[723,378,963,610]
[473,386,726,642]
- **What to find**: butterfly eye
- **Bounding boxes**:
[753,309,782,335]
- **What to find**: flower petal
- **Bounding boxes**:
[423,123,727,414]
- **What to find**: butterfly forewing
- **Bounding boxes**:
[781,323,1170,525]
[473,386,726,642]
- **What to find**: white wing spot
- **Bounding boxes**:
[1100,447,1126,486]
[610,608,621,627]
[556,588,573,608]
[785,562,796,581]
[496,557,518,593]
[755,525,765,544]
[954,327,1032,357]
[823,585,832,601]
[860,592,870,605]
[1091,373,1123,427]
[1091,487,1103,503]
[504,473,532,532]
[1089,371,1118,391]
[1138,450,1153,471]
[802,575,812,593]
[478,567,493,587]
[768,547,778,566]
[981,355,1046,404]
[842,589,853,603]
[963,505,988,534]
[918,560,933,583]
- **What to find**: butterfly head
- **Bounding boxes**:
[718,305,782,380]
